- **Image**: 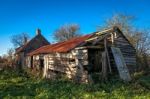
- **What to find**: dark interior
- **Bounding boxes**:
[88,49,102,73]
[40,59,44,70]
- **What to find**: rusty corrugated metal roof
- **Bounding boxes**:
[28,34,92,56]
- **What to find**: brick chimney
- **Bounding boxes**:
[36,28,41,35]
[24,36,28,44]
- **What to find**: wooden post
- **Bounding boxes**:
[88,74,94,84]
[114,32,117,38]
[75,50,83,83]
[43,56,46,78]
[43,55,48,78]
[111,33,114,44]
[104,38,112,73]
[102,51,107,80]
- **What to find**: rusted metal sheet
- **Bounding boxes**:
[28,34,92,56]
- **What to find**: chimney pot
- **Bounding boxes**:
[36,28,41,35]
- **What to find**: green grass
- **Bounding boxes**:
[0,69,150,99]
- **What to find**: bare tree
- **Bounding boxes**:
[7,48,14,60]
[99,13,135,36]
[133,30,150,55]
[0,48,15,68]
[7,48,15,66]
[11,33,30,48]
[53,24,81,42]
[98,13,150,53]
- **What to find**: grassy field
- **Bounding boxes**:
[0,69,150,99]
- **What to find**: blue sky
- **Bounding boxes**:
[0,0,150,56]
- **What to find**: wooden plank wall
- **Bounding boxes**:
[114,33,136,73]
[26,56,31,68]
[43,49,89,83]
[32,55,41,70]
[75,49,89,83]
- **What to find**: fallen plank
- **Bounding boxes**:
[111,47,131,81]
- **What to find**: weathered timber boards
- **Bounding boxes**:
[111,47,132,81]
[76,46,103,49]
[102,51,107,79]
[115,45,134,49]
[117,49,136,53]
[109,51,136,57]
[122,53,136,57]
[115,38,129,43]
[48,66,76,74]
[115,46,135,51]
[104,38,111,73]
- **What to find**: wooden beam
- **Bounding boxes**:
[92,33,111,45]
[85,36,98,42]
[75,46,103,50]
[104,39,112,73]
[86,33,112,44]
[96,28,113,35]
[92,36,104,45]
[78,41,87,47]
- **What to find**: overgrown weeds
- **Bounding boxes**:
[0,68,149,99]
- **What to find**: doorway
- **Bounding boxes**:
[31,56,33,69]
[88,49,102,73]
[40,59,44,70]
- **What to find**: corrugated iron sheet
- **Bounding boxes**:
[28,34,92,56]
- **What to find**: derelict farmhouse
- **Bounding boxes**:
[15,26,136,83]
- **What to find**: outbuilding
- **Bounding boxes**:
[28,27,136,83]
[15,29,50,68]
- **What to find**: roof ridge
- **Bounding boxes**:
[16,33,49,53]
